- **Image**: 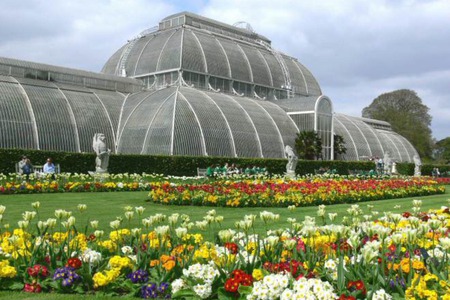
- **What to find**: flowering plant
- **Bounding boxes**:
[0,179,449,299]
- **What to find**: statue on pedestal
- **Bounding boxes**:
[93,133,111,173]
[413,154,422,176]
[383,150,392,175]
[285,145,298,176]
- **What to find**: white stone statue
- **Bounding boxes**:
[391,161,398,174]
[93,133,111,173]
[413,154,422,176]
[285,145,298,175]
[383,150,392,175]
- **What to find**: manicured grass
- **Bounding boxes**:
[0,189,449,237]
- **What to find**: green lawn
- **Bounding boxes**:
[0,189,448,237]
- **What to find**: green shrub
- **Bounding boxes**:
[1,148,448,176]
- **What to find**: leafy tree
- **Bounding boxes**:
[362,89,433,158]
[434,137,450,163]
[333,134,347,160]
[295,130,322,160]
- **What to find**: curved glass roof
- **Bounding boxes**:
[0,57,142,93]
[0,74,125,153]
[334,114,418,162]
[117,86,298,158]
[272,96,324,113]
[101,14,321,97]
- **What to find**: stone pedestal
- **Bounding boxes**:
[284,171,296,179]
[88,171,110,182]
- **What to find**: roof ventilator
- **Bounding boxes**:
[116,26,158,77]
[257,40,293,98]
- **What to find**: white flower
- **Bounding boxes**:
[124,211,134,221]
[37,221,46,231]
[171,279,186,294]
[121,246,133,255]
[94,230,104,238]
[324,258,337,270]
[67,216,76,227]
[427,246,445,259]
[55,209,71,219]
[182,263,219,283]
[439,237,450,250]
[260,211,279,223]
[155,225,170,236]
[110,220,121,230]
[142,217,152,228]
[373,288,393,300]
[317,205,326,217]
[18,220,29,229]
[175,227,188,238]
[80,248,102,266]
[77,204,87,212]
[361,240,381,263]
[412,199,422,208]
[192,283,212,299]
[168,213,179,225]
[134,206,145,215]
[90,220,99,229]
[46,218,57,228]
[22,211,36,221]
[328,213,338,221]
[196,220,209,230]
[265,236,280,248]
[248,274,291,299]
[283,239,297,250]
[131,228,141,238]
[206,209,216,216]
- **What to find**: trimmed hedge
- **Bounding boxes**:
[1,148,448,176]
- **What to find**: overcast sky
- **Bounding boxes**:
[1,0,449,140]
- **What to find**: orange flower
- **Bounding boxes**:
[160,255,176,271]
[163,260,175,271]
[150,259,160,267]
[412,260,425,271]
[399,258,411,273]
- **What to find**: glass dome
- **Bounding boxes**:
[102,12,321,98]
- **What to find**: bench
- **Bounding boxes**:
[348,169,371,176]
[197,168,207,177]
[15,163,61,175]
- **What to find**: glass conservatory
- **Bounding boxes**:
[0,12,419,162]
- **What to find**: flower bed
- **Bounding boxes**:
[0,173,163,194]
[149,177,448,207]
[1,172,449,197]
[0,201,449,299]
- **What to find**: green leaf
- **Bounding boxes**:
[172,289,198,299]
[218,287,231,300]
[337,257,346,292]
[7,281,25,291]
[237,285,252,295]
